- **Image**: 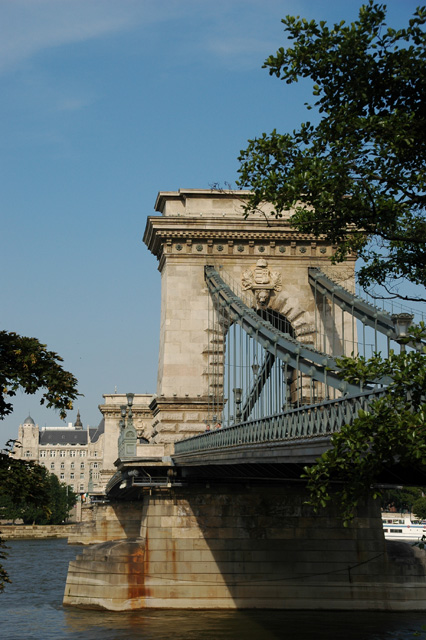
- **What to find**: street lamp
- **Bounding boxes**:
[118,393,137,459]
[391,313,414,352]
[233,387,242,424]
[251,354,259,378]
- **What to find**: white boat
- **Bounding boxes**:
[382,513,426,541]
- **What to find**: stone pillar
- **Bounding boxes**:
[149,396,210,454]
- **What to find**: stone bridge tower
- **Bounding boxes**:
[143,189,355,451]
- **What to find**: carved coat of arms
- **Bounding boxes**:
[241,259,282,307]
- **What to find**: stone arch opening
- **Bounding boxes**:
[255,307,296,338]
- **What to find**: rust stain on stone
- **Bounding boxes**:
[144,529,150,579]
[126,538,149,608]
[100,518,108,541]
[171,538,177,578]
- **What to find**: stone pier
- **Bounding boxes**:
[64,483,426,610]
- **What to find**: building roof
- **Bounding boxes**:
[23,415,35,425]
[39,429,88,446]
[89,418,105,443]
[38,417,105,446]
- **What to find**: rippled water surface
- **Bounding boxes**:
[1,539,426,639]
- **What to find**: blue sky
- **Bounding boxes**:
[0,0,421,443]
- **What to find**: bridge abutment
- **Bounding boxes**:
[64,483,426,610]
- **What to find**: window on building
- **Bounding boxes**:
[50,463,55,470]
[80,450,86,457]
[71,462,75,469]
[40,451,46,458]
[93,451,97,457]
[70,484,74,491]
[70,472,74,480]
[60,450,66,457]
[50,450,56,458]
[93,462,98,469]
[60,462,65,469]
[25,450,31,457]
[60,473,64,480]
[80,473,84,479]
[79,484,84,492]
[70,450,76,457]
[80,462,84,469]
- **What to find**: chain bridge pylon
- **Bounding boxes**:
[143,189,360,454]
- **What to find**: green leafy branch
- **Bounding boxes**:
[0,330,80,420]
[303,325,426,524]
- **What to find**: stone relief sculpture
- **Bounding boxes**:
[241,258,282,307]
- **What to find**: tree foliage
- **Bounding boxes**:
[381,486,424,513]
[238,2,426,300]
[303,325,426,524]
[0,537,11,594]
[0,442,77,525]
[0,441,77,590]
[0,441,51,591]
[412,497,426,520]
[19,474,77,526]
[0,442,51,512]
[0,330,79,420]
[0,330,78,588]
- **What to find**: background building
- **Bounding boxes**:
[13,412,105,495]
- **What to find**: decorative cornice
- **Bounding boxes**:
[99,406,153,418]
[150,396,210,417]
[144,218,332,261]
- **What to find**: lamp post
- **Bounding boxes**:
[233,387,242,424]
[391,313,414,352]
[118,393,137,459]
[251,357,259,378]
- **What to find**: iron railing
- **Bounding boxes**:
[174,389,385,454]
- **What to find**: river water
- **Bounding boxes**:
[1,539,426,639]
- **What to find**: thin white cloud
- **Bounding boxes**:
[0,0,300,74]
[177,0,299,70]
[0,0,187,74]
[56,96,92,112]
[2,62,96,116]
[204,35,276,59]
[0,0,303,127]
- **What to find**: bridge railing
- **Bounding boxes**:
[174,389,385,454]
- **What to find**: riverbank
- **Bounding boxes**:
[0,524,78,539]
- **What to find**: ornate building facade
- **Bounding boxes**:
[13,412,105,495]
